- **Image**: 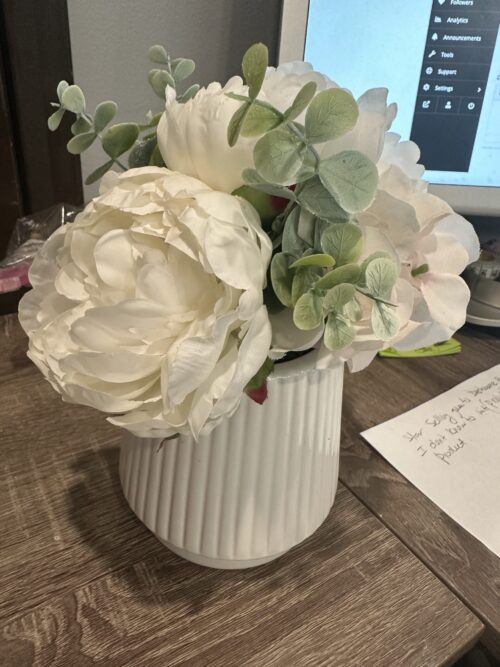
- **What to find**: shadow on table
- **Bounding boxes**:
[66,445,349,616]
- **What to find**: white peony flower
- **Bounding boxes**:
[19,167,272,439]
[157,62,395,193]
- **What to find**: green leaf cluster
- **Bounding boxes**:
[228,45,377,219]
[48,43,201,185]
[270,217,400,350]
[226,43,400,352]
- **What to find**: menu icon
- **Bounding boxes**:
[411,0,500,172]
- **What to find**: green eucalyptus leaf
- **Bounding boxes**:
[233,185,281,223]
[324,313,356,350]
[293,290,324,330]
[313,218,334,251]
[148,44,168,64]
[284,81,317,121]
[242,42,268,100]
[360,251,392,274]
[290,253,335,269]
[93,101,118,133]
[315,263,362,290]
[242,169,297,200]
[304,88,358,144]
[264,282,286,314]
[225,92,250,103]
[149,144,165,167]
[173,58,195,82]
[254,126,306,184]
[148,69,175,98]
[47,107,65,131]
[227,101,251,147]
[282,207,309,257]
[66,130,97,155]
[324,283,356,312]
[178,84,200,102]
[128,137,157,168]
[296,177,349,221]
[345,296,363,322]
[61,85,86,114]
[318,150,378,213]
[56,80,69,103]
[364,257,398,300]
[71,116,93,135]
[295,147,318,182]
[138,111,163,130]
[297,208,316,246]
[102,123,139,158]
[372,302,400,340]
[241,104,283,137]
[292,266,322,305]
[321,222,363,265]
[270,253,294,307]
[84,159,115,185]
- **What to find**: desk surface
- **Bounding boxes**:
[0,315,483,666]
[340,325,500,658]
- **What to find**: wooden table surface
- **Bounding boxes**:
[0,315,484,666]
[340,325,500,659]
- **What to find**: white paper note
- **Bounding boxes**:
[362,364,500,557]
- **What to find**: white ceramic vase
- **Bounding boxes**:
[119,353,344,569]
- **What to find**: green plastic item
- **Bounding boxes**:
[379,338,461,358]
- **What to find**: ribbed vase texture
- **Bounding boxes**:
[119,355,344,569]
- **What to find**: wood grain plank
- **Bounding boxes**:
[340,325,500,658]
[0,316,483,665]
[0,484,482,667]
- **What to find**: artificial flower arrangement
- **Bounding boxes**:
[19,43,479,441]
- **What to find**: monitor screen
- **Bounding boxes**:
[304,0,500,190]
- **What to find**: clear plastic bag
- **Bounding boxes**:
[0,203,81,269]
[0,204,81,313]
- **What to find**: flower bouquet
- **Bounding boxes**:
[19,44,478,568]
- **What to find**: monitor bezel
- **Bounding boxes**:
[278,0,500,217]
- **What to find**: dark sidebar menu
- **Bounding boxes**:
[410,0,500,172]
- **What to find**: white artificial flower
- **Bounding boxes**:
[271,128,479,372]
[358,133,479,354]
[19,167,272,439]
[157,62,395,192]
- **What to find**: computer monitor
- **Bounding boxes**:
[279,0,500,216]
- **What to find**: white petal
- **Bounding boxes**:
[188,342,239,437]
[347,349,379,372]
[28,226,69,287]
[417,232,470,275]
[205,220,265,289]
[409,190,453,229]
[434,214,480,264]
[361,190,419,251]
[167,312,239,405]
[394,320,453,351]
[54,262,89,301]
[420,273,470,331]
[60,381,144,413]
[211,306,272,419]
[270,307,324,355]
[61,350,162,383]
[93,229,136,290]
